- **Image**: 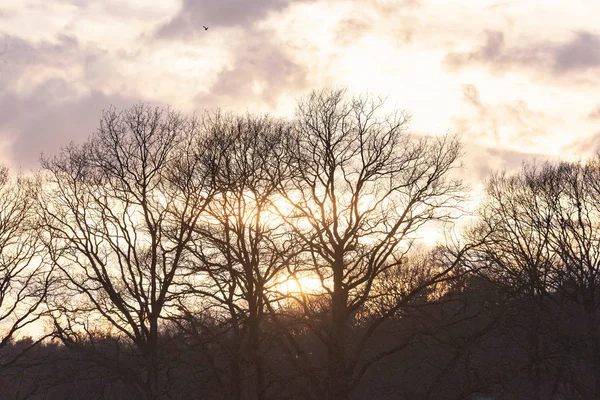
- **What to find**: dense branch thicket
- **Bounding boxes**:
[0,91,599,400]
[467,160,600,399]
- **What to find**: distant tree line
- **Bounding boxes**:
[0,89,598,400]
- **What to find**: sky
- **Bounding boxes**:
[1,0,599,186]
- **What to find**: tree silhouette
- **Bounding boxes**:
[174,111,297,400]
[38,104,215,399]
[271,88,466,400]
[0,167,52,370]
[470,159,600,399]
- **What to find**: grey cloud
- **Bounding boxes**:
[554,32,600,73]
[445,31,546,72]
[463,143,557,183]
[445,30,600,76]
[156,0,308,39]
[0,25,307,166]
[0,81,141,168]
[193,28,309,110]
[0,33,149,168]
[0,33,110,89]
[0,34,35,65]
[19,0,162,21]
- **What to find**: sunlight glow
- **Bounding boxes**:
[275,275,325,295]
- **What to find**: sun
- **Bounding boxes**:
[275,274,325,296]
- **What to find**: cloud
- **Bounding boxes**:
[462,84,482,107]
[562,131,600,157]
[455,84,552,148]
[445,31,546,72]
[367,0,421,13]
[193,27,309,111]
[0,80,142,168]
[335,18,372,45]
[445,30,600,76]
[334,0,422,45]
[0,33,152,168]
[14,0,165,22]
[333,0,422,45]
[0,32,113,91]
[156,0,308,39]
[151,0,316,111]
[0,34,36,73]
[554,32,600,73]
[0,24,308,167]
[463,143,557,183]
[588,105,600,119]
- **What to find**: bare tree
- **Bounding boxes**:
[271,88,466,400]
[174,112,297,400]
[38,104,215,399]
[546,160,600,310]
[472,164,557,297]
[543,159,600,399]
[470,159,600,399]
[465,163,560,400]
[0,167,51,369]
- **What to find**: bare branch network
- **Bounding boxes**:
[0,89,598,400]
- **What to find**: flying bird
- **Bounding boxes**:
[203,26,209,30]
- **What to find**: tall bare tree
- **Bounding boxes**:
[0,167,51,369]
[272,88,465,400]
[38,104,215,399]
[174,112,297,400]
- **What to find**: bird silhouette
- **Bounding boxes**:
[203,26,209,30]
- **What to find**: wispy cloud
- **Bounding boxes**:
[455,84,555,150]
[463,143,556,183]
[445,30,600,76]
[562,131,600,158]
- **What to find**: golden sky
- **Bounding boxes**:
[0,0,599,182]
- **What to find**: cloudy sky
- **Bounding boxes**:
[1,0,599,183]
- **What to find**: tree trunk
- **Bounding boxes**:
[530,296,542,400]
[145,320,159,400]
[328,260,350,400]
[248,290,266,400]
